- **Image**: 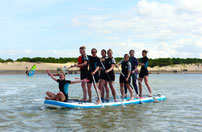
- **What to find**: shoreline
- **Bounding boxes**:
[0,70,202,75]
[0,62,201,75]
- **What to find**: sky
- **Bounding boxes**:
[0,0,202,59]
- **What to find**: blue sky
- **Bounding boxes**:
[0,0,202,59]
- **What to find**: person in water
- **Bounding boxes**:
[71,46,88,101]
[25,67,28,76]
[138,50,152,97]
[45,70,88,102]
[99,49,110,100]
[103,49,118,102]
[124,50,139,96]
[117,54,134,100]
[87,48,101,103]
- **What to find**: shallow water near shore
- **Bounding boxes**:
[0,74,202,132]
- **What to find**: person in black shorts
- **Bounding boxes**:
[45,70,88,102]
[71,46,88,101]
[103,49,118,102]
[117,54,134,100]
[138,50,152,97]
[98,49,110,100]
[87,48,101,103]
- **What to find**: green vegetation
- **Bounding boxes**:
[0,57,201,67]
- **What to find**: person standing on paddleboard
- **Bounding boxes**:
[117,54,134,100]
[99,49,110,101]
[103,49,118,102]
[138,50,152,97]
[87,48,101,103]
[45,70,88,102]
[71,46,88,101]
[124,50,138,95]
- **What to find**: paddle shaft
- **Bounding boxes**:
[117,67,143,103]
[100,59,125,107]
[92,75,103,107]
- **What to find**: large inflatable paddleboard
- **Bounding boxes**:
[44,94,166,109]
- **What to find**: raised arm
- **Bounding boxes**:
[47,70,57,81]
[70,79,89,84]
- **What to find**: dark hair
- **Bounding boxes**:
[101,49,106,54]
[124,54,129,57]
[129,50,134,53]
[91,48,97,53]
[142,50,148,54]
[80,46,86,50]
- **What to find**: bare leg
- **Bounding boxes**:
[87,83,92,102]
[120,83,125,98]
[93,83,101,103]
[104,82,110,100]
[99,79,105,99]
[144,76,152,96]
[138,78,143,97]
[80,81,87,101]
[45,91,56,100]
[126,83,134,100]
[108,81,118,101]
[55,92,66,101]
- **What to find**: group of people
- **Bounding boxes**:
[45,46,152,104]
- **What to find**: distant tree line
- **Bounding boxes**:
[0,57,201,67]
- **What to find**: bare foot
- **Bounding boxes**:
[130,97,134,100]
[114,99,118,102]
[79,98,87,102]
[45,97,51,100]
[96,100,101,104]
[86,99,92,102]
[148,93,153,97]
[105,98,110,100]
[139,94,142,97]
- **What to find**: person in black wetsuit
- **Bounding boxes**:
[103,49,118,102]
[99,49,110,100]
[117,54,134,100]
[25,67,29,76]
[138,50,152,97]
[71,46,88,101]
[45,70,88,102]
[87,48,101,103]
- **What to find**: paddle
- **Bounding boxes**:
[99,59,126,107]
[117,66,143,104]
[85,54,103,107]
[92,75,103,107]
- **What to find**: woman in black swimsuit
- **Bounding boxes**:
[138,50,152,97]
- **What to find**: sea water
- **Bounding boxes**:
[0,74,201,132]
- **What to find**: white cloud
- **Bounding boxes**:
[73,0,202,58]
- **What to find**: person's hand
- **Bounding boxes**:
[91,72,95,76]
[47,70,51,76]
[126,78,129,82]
[132,70,135,74]
[83,79,89,83]
[105,70,109,73]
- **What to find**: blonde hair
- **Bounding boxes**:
[107,49,113,53]
[80,46,86,50]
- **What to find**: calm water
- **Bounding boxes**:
[0,74,202,132]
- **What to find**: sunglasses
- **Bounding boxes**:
[91,51,97,53]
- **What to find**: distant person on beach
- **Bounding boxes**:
[25,67,28,76]
[117,54,134,100]
[103,49,118,102]
[138,50,152,97]
[71,46,88,102]
[124,50,139,96]
[45,70,88,102]
[86,48,101,103]
[99,49,110,100]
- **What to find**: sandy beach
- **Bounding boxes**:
[0,62,201,75]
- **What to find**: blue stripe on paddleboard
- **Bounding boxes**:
[44,96,166,109]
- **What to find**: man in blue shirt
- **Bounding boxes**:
[124,50,138,95]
